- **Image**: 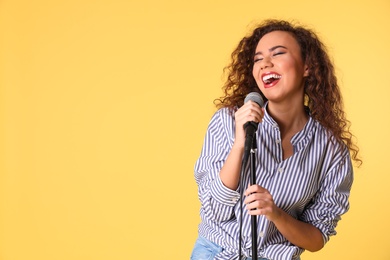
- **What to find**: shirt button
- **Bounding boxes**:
[278,168,283,173]
[232,197,239,203]
[259,231,264,237]
[276,139,281,144]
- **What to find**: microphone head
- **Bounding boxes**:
[244,92,264,107]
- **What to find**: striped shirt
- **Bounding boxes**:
[194,105,353,260]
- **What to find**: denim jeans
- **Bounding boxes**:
[190,236,223,260]
[190,236,270,260]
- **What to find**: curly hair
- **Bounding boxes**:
[215,19,361,165]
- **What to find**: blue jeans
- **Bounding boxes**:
[190,236,270,260]
[190,236,223,260]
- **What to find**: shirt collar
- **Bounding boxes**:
[261,102,316,147]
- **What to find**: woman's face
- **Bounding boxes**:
[252,30,309,105]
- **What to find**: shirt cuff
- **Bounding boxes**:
[210,175,241,207]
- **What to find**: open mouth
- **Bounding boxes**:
[262,73,281,87]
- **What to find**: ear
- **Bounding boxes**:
[303,64,309,77]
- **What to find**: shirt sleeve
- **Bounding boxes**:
[194,109,241,222]
[300,144,354,244]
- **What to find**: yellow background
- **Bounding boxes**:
[1,0,389,259]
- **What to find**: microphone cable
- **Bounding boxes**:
[238,158,248,260]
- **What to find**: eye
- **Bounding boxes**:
[273,52,285,57]
[254,57,263,63]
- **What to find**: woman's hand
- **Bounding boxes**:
[218,100,263,191]
[244,184,324,251]
[233,101,264,148]
[244,184,282,222]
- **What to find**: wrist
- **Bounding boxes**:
[269,206,283,223]
[231,141,245,153]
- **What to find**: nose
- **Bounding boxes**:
[260,57,273,70]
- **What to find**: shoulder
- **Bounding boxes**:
[209,107,236,126]
[206,107,236,143]
[312,118,350,160]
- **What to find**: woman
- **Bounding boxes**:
[191,20,361,260]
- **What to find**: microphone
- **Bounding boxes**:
[243,92,264,163]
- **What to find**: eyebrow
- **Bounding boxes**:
[254,45,287,56]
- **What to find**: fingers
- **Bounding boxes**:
[235,101,264,124]
[244,185,273,215]
[244,183,269,196]
[243,185,281,221]
[233,101,264,147]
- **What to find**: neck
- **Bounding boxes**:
[267,101,308,136]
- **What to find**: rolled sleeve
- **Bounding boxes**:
[210,176,240,206]
[300,147,353,244]
[194,108,238,222]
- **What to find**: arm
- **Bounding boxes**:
[244,185,324,252]
[272,209,324,252]
[244,145,353,251]
[194,109,239,222]
[195,102,263,222]
[219,101,264,190]
[300,147,353,244]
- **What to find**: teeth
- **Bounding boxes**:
[262,74,281,82]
